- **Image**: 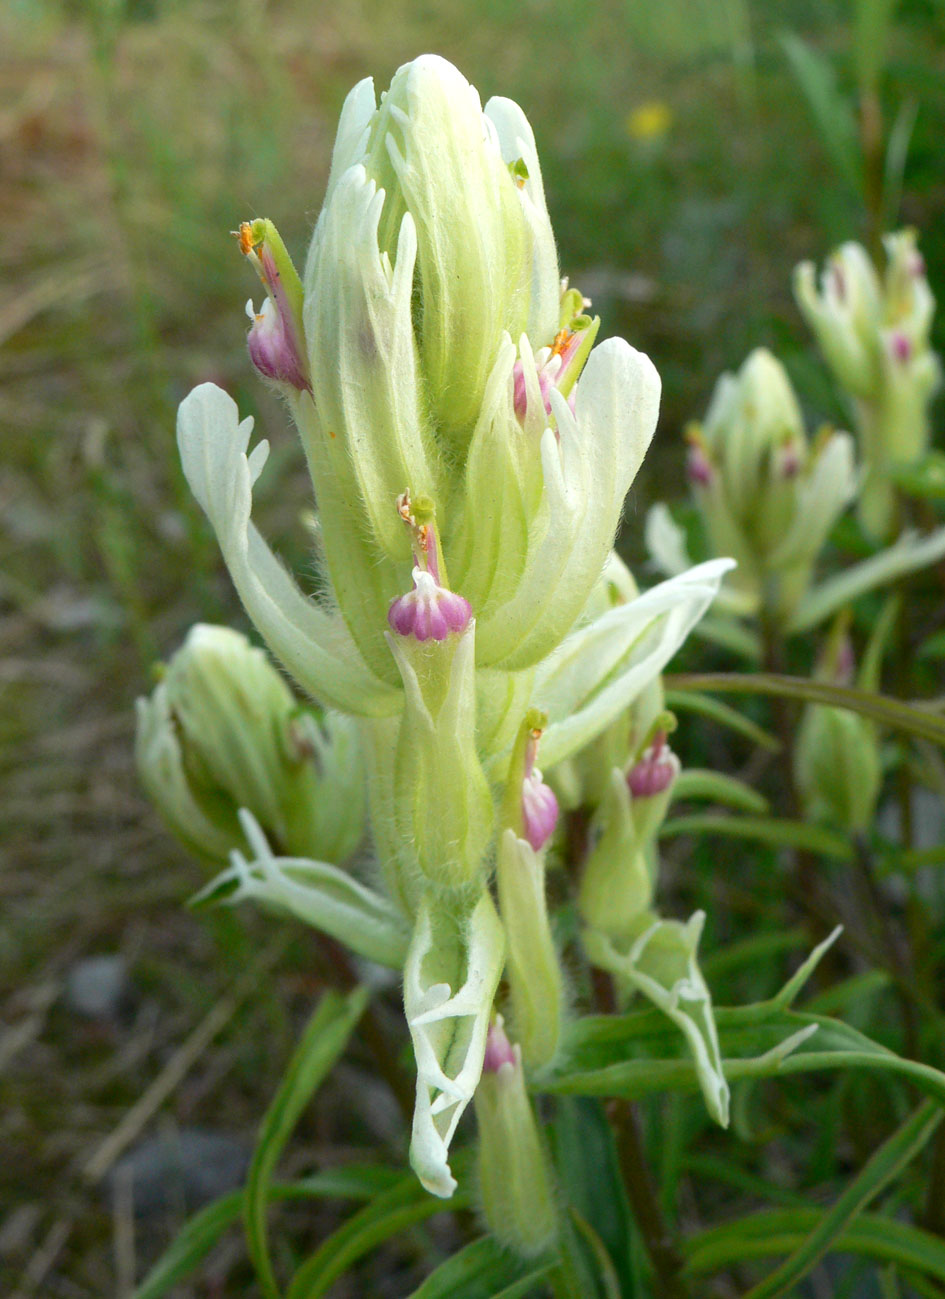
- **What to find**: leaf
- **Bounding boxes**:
[663,689,780,752]
[245,986,369,1299]
[666,673,945,747]
[568,1209,624,1299]
[881,95,918,230]
[684,1208,945,1286]
[133,1191,243,1299]
[658,812,852,860]
[853,0,900,95]
[671,769,769,814]
[891,452,945,503]
[191,810,409,969]
[132,1166,400,1299]
[406,1236,552,1298]
[546,1008,945,1115]
[286,1166,473,1299]
[780,32,863,197]
[742,1100,942,1298]
[789,527,945,634]
[552,1098,635,1297]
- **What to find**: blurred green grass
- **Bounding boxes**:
[2,0,945,1293]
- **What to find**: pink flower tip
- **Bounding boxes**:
[890,331,912,364]
[483,1019,519,1075]
[686,444,713,486]
[512,329,584,428]
[387,568,471,642]
[522,766,559,851]
[627,732,679,799]
[246,297,311,392]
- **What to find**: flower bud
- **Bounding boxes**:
[495,715,565,1070]
[578,724,679,940]
[793,622,881,832]
[307,55,559,450]
[794,242,882,398]
[135,625,366,865]
[689,349,855,621]
[796,231,940,538]
[474,1019,558,1257]
[238,219,310,393]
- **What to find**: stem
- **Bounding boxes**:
[852,833,921,1060]
[608,1098,692,1299]
[924,1125,945,1235]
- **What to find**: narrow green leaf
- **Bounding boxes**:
[245,986,369,1299]
[133,1191,243,1299]
[789,527,945,634]
[286,1165,472,1299]
[881,96,918,230]
[684,1208,945,1285]
[742,1100,942,1298]
[132,1166,400,1299]
[664,689,780,752]
[671,769,769,814]
[659,813,852,860]
[406,1236,552,1298]
[853,0,899,94]
[569,1209,623,1299]
[547,1009,945,1114]
[780,32,863,195]
[552,1097,635,1297]
[666,673,945,747]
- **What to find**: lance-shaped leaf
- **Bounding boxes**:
[404,891,506,1198]
[787,524,945,634]
[177,384,401,717]
[191,810,409,970]
[535,559,734,768]
[584,911,730,1126]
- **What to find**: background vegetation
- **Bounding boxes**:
[3,0,945,1294]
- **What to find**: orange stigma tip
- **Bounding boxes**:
[237,221,257,257]
[551,329,573,357]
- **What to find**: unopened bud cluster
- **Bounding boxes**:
[795,231,941,537]
[685,348,855,624]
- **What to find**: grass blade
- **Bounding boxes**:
[666,673,945,746]
[743,1100,942,1297]
[245,985,369,1298]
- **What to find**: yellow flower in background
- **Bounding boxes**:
[625,99,672,141]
